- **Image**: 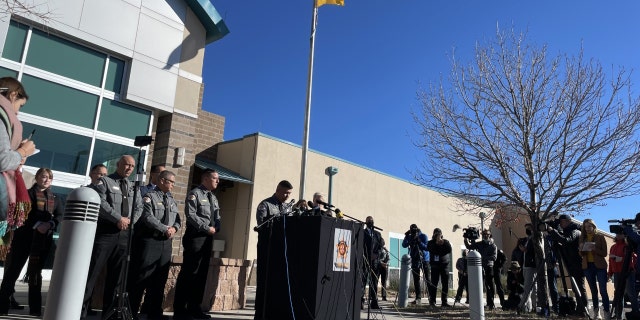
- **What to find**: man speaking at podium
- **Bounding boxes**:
[254,180,302,320]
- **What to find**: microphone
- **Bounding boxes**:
[334,208,344,219]
[315,199,335,208]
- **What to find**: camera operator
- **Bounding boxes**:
[427,228,452,307]
[609,228,638,317]
[546,214,588,317]
[464,228,497,310]
[402,224,430,304]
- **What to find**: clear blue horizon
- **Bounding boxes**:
[202,0,640,233]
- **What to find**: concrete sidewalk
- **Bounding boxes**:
[0,281,450,320]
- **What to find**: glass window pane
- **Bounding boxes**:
[390,237,400,268]
[105,57,125,94]
[92,139,146,180]
[0,66,18,78]
[26,29,106,87]
[98,98,151,139]
[2,20,28,62]
[21,74,98,128]
[22,123,92,175]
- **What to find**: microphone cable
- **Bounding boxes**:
[282,215,297,320]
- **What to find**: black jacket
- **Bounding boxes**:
[427,238,452,266]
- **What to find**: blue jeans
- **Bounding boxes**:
[584,262,610,312]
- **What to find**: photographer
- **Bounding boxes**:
[402,224,430,304]
[547,214,588,317]
[427,228,452,307]
[464,228,497,310]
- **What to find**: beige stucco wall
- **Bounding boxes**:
[216,133,491,266]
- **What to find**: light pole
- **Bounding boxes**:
[479,212,487,231]
[325,166,338,205]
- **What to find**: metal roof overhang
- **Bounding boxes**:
[185,0,230,44]
[194,159,253,184]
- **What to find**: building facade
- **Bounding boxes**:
[0,0,229,264]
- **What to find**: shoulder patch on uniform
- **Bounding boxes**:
[143,196,151,203]
[188,194,196,200]
[96,180,104,185]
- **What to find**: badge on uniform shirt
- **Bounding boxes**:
[188,194,196,201]
[112,185,120,191]
[143,196,151,203]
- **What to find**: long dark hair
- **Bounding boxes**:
[0,77,29,101]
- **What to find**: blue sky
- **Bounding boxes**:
[202,0,640,232]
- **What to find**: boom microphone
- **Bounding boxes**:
[315,199,335,208]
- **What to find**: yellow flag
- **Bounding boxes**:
[316,0,344,7]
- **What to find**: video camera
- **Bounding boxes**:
[608,219,636,234]
[463,227,479,241]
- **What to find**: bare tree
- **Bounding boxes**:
[413,28,640,312]
[1,0,53,23]
[415,28,640,222]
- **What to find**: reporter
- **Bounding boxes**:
[579,219,609,319]
[0,168,62,316]
[427,228,452,307]
[0,77,36,221]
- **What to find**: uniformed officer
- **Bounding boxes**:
[82,155,143,318]
[128,170,180,319]
[139,164,165,196]
[173,169,220,320]
[254,180,299,320]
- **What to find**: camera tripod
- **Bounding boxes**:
[608,220,638,320]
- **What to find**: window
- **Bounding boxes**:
[98,98,151,139]
[26,29,106,87]
[22,123,92,175]
[92,139,146,174]
[1,20,28,62]
[105,58,125,94]
[0,66,17,78]
[2,20,152,189]
[388,233,405,268]
[20,74,98,128]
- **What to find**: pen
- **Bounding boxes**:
[27,129,35,140]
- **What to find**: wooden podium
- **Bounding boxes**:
[255,215,363,320]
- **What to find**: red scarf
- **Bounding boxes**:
[0,94,26,225]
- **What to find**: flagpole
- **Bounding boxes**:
[300,0,319,200]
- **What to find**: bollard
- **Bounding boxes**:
[44,187,100,320]
[467,250,485,320]
[398,254,412,307]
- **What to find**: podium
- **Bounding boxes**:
[256,215,363,320]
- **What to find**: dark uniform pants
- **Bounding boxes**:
[173,234,213,314]
[128,236,172,317]
[82,230,129,317]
